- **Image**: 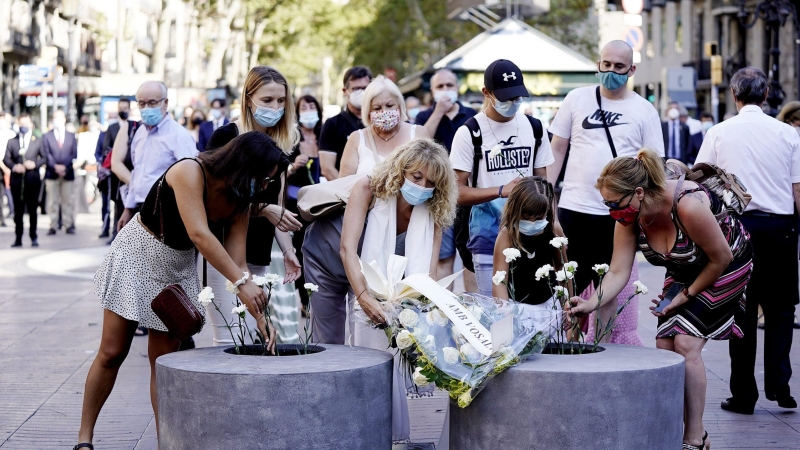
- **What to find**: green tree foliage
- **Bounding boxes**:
[345,0,479,80]
[526,0,598,60]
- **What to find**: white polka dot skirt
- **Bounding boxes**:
[94,213,205,332]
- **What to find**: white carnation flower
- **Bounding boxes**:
[549,236,569,249]
[535,264,553,281]
[412,368,430,387]
[592,264,610,275]
[442,347,460,365]
[492,270,507,286]
[554,286,568,298]
[265,273,282,286]
[398,309,420,328]
[564,261,578,273]
[502,248,521,263]
[555,271,566,282]
[251,275,268,287]
[231,304,247,316]
[489,145,502,159]
[197,286,215,305]
[304,283,319,292]
[396,330,414,349]
[633,280,648,295]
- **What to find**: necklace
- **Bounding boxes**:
[486,115,519,154]
[374,126,400,142]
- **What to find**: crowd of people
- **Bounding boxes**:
[0,39,780,450]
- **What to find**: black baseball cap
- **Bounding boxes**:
[484,59,528,102]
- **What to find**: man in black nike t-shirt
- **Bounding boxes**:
[547,40,664,340]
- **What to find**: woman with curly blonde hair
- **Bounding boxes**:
[301,138,456,442]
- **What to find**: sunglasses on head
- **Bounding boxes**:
[602,190,635,210]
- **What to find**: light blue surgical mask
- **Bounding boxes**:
[408,107,420,120]
[400,178,434,206]
[596,70,630,91]
[141,107,164,126]
[232,179,256,199]
[493,97,522,118]
[434,90,458,104]
[253,105,284,128]
[519,219,548,236]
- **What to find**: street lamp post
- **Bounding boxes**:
[738,0,800,113]
[61,0,79,124]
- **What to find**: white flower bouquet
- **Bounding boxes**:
[355,255,555,407]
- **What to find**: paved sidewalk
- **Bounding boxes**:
[0,211,798,449]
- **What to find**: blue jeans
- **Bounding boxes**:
[472,253,494,297]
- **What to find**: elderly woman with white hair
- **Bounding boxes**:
[339,75,431,177]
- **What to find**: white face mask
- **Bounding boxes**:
[209,109,223,120]
[53,118,66,129]
[299,111,320,129]
[667,108,680,120]
[349,89,365,109]
[434,90,458,104]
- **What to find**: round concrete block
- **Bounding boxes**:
[450,344,685,449]
[156,344,393,450]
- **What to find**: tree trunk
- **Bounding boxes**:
[205,0,241,88]
[248,19,268,70]
[151,0,173,79]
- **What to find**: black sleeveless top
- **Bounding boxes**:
[140,158,210,251]
[508,228,558,305]
[206,122,281,266]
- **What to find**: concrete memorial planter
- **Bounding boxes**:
[450,344,685,449]
[156,343,393,450]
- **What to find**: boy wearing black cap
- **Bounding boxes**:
[450,59,554,296]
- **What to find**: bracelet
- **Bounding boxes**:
[682,287,692,298]
[498,185,505,198]
[356,288,368,301]
[225,271,250,294]
[282,247,296,255]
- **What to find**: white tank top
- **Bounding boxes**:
[355,125,416,176]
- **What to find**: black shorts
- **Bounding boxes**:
[558,208,616,294]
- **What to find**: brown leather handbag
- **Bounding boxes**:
[148,173,205,341]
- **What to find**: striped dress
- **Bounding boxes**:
[638,181,753,340]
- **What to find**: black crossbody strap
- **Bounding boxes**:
[464,117,482,187]
[596,86,618,158]
[523,115,543,167]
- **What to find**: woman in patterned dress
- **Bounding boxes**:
[568,149,753,450]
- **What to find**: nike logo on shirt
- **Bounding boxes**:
[581,109,627,129]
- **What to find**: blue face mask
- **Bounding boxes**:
[596,69,630,91]
[233,179,256,199]
[141,107,164,126]
[493,97,523,118]
[519,219,548,236]
[400,178,434,206]
[253,105,284,128]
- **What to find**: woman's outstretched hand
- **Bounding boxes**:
[283,252,302,284]
[564,296,598,318]
[263,204,301,232]
[358,294,387,325]
[237,279,268,314]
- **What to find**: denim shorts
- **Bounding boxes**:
[438,225,456,260]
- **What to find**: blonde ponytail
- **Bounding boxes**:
[596,148,666,210]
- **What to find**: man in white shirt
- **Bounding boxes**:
[117,81,198,231]
[547,40,664,342]
[450,59,555,296]
[697,67,800,413]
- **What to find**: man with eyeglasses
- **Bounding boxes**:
[116,81,197,232]
[547,40,664,345]
[318,66,372,180]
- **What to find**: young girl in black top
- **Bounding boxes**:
[492,176,567,307]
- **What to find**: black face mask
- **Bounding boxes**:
[192,117,204,126]
[118,111,129,120]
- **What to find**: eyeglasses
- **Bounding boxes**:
[602,191,635,210]
[136,98,166,109]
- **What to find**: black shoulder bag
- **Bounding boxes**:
[596,86,618,158]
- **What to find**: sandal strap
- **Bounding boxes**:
[74,444,94,450]
[682,444,702,450]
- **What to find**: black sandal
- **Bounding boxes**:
[73,444,94,450]
[682,431,710,450]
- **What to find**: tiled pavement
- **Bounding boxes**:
[0,210,798,449]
